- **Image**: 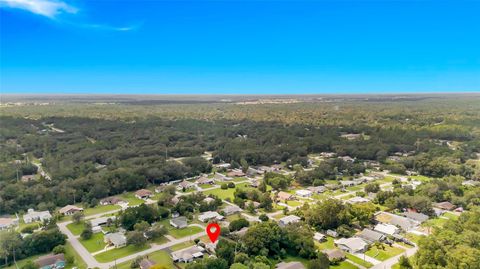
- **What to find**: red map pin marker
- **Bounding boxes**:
[206,223,221,243]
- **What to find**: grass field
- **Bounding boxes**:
[365,244,404,261]
[169,241,195,251]
[331,261,358,269]
[66,222,85,235]
[115,250,173,269]
[169,226,203,238]
[94,245,149,262]
[203,183,248,200]
[346,253,373,268]
[65,242,87,269]
[405,233,425,244]
[199,184,215,189]
[119,193,145,206]
[80,233,106,253]
[286,200,303,207]
[83,204,121,216]
[315,237,335,250]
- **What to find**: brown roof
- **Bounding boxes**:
[434,201,456,211]
[323,249,345,260]
[35,254,65,268]
[139,259,156,269]
[135,189,152,197]
[227,170,245,177]
[277,191,293,200]
[58,205,83,214]
[101,197,124,204]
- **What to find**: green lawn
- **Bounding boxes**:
[169,241,195,251]
[346,253,373,268]
[226,214,242,222]
[3,254,43,269]
[80,233,106,253]
[82,204,121,216]
[199,184,215,189]
[119,193,145,206]
[94,245,149,262]
[315,236,335,250]
[115,250,174,269]
[341,194,355,200]
[66,222,85,236]
[169,226,203,238]
[65,242,87,269]
[443,212,459,220]
[203,183,248,200]
[286,200,303,207]
[365,244,404,261]
[422,217,448,228]
[233,177,248,182]
[331,261,358,269]
[405,233,424,244]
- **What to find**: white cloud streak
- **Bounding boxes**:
[0,0,140,32]
[0,0,77,18]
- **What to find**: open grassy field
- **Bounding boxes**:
[169,241,195,251]
[80,232,106,253]
[203,182,248,200]
[66,222,85,235]
[365,244,404,261]
[315,237,335,250]
[169,226,203,238]
[115,250,173,269]
[65,242,87,269]
[331,261,358,269]
[346,253,373,268]
[94,245,149,262]
[83,204,121,216]
[118,192,145,206]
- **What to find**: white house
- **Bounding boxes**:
[59,205,83,216]
[295,189,312,198]
[198,211,224,222]
[104,232,127,248]
[314,232,326,242]
[171,245,205,263]
[278,215,301,227]
[334,237,368,253]
[374,223,399,236]
[23,209,52,224]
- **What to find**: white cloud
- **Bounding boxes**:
[0,0,140,32]
[0,0,78,18]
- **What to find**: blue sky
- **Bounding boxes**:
[1,0,479,94]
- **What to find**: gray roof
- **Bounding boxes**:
[358,228,385,242]
[402,212,429,223]
[170,216,188,227]
[171,245,204,262]
[105,232,126,246]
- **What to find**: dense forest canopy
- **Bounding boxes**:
[0,96,479,214]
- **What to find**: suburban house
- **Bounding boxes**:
[346,196,371,204]
[222,205,242,216]
[340,180,356,187]
[402,212,429,223]
[23,209,52,224]
[171,245,205,263]
[340,156,355,163]
[0,217,19,230]
[139,259,156,269]
[462,180,480,187]
[278,215,301,227]
[196,176,215,185]
[104,232,127,248]
[313,232,326,242]
[35,253,65,269]
[58,205,83,216]
[357,228,385,243]
[340,133,362,140]
[203,197,215,204]
[326,229,339,237]
[227,169,245,177]
[170,216,188,229]
[135,189,153,200]
[100,197,127,206]
[214,173,233,182]
[323,249,346,261]
[307,186,326,194]
[21,175,36,182]
[295,189,312,198]
[90,216,116,228]
[198,211,224,222]
[434,201,456,211]
[249,179,260,188]
[177,181,197,191]
[374,223,400,236]
[246,167,261,177]
[214,163,231,169]
[275,262,305,269]
[375,211,419,231]
[334,237,369,253]
[277,191,295,201]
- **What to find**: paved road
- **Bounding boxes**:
[58,218,206,269]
